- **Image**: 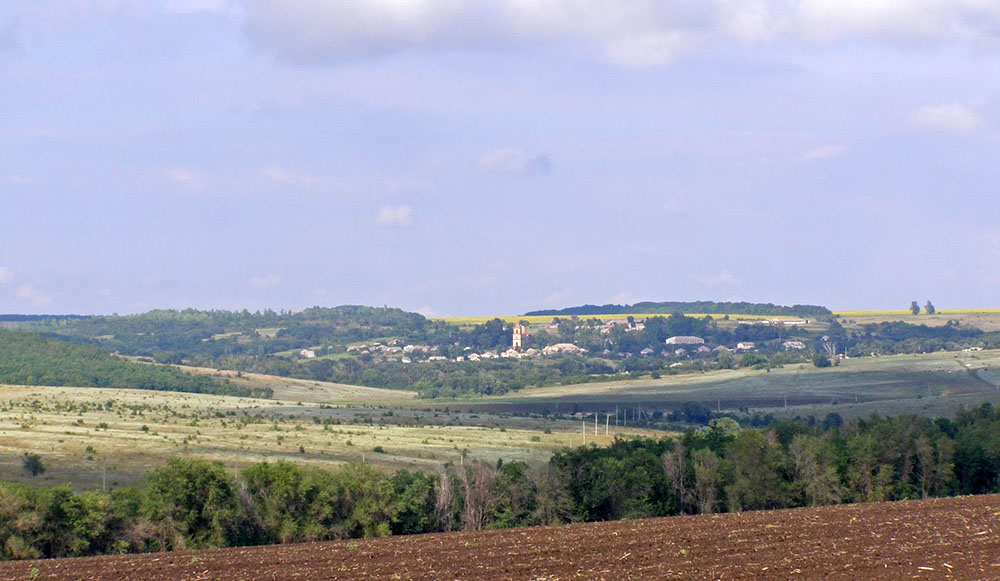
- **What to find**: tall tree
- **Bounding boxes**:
[789,435,843,506]
[910,301,921,315]
[692,448,721,514]
[924,301,936,315]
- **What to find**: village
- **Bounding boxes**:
[294,317,812,366]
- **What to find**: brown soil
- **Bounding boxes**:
[3,494,999,580]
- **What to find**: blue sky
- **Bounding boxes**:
[2,1,999,316]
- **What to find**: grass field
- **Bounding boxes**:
[437,349,1000,420]
[7,346,1000,493]
[172,364,416,404]
[0,383,656,491]
[834,308,1000,316]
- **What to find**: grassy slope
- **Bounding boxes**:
[0,329,244,396]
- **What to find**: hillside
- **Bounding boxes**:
[3,494,996,580]
[0,329,262,398]
[7,305,1000,399]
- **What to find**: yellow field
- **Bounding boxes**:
[834,309,1000,316]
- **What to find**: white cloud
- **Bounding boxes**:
[376,204,413,226]
[0,267,13,284]
[242,1,1000,68]
[15,284,53,307]
[693,270,742,286]
[160,0,239,14]
[800,144,849,162]
[243,1,733,68]
[260,164,318,186]
[911,104,983,134]
[164,166,204,193]
[479,148,552,176]
[3,173,35,185]
[797,0,1000,42]
[415,305,439,318]
[611,290,639,304]
[248,274,282,289]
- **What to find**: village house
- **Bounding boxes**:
[299,349,316,358]
[783,340,806,350]
[736,342,755,351]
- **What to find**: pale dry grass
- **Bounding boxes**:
[172,364,416,404]
[0,384,647,487]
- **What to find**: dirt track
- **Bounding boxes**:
[3,495,999,580]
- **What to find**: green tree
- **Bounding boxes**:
[724,431,791,511]
[811,353,832,368]
[22,454,45,478]
[789,434,843,506]
[924,300,936,315]
[692,448,721,514]
[910,301,920,315]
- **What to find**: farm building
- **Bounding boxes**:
[666,336,705,345]
[299,349,316,358]
[783,341,806,350]
[736,342,756,351]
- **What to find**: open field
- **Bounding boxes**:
[835,311,1000,332]
[439,350,1000,419]
[4,493,998,580]
[0,384,655,490]
[834,308,1000,317]
[171,364,416,403]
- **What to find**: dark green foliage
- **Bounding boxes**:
[21,454,44,478]
[812,353,832,367]
[0,330,256,397]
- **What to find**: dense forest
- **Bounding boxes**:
[525,301,832,317]
[3,404,1000,560]
[0,330,264,398]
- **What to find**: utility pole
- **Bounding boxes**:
[605,413,609,435]
[582,419,586,445]
[594,413,598,436]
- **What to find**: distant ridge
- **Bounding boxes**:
[0,314,92,322]
[524,301,831,317]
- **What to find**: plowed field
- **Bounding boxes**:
[3,495,999,580]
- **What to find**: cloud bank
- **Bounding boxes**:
[243,0,1000,67]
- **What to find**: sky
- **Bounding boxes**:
[2,0,999,316]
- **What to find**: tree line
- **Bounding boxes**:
[526,301,832,317]
[4,403,1000,560]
